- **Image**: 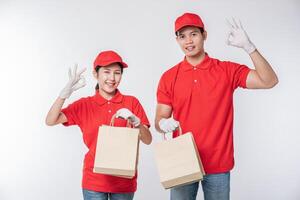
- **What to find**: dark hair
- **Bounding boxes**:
[95,63,124,90]
[175,27,204,36]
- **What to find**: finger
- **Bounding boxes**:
[115,111,122,118]
[77,67,87,76]
[170,123,177,131]
[227,28,235,38]
[128,115,134,120]
[127,110,133,117]
[117,108,126,113]
[73,77,86,90]
[116,109,128,119]
[115,108,121,114]
[116,114,124,119]
[119,109,128,117]
[226,18,235,29]
[163,123,171,132]
[73,63,78,77]
[68,67,72,79]
[72,83,86,91]
[173,123,178,130]
[226,31,233,43]
[238,19,244,29]
[173,120,179,128]
[232,17,239,29]
[133,121,139,127]
[166,127,172,133]
[169,120,176,129]
[171,122,177,130]
[227,36,234,45]
[129,117,136,123]
[226,38,231,45]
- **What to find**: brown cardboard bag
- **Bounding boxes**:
[93,115,140,178]
[154,129,205,189]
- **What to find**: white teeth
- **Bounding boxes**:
[106,82,115,86]
[186,46,194,51]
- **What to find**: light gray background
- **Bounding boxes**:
[0,0,299,199]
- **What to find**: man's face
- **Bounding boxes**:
[176,26,207,58]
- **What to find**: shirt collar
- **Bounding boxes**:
[181,53,211,71]
[92,89,124,106]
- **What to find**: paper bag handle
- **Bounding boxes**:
[110,114,132,128]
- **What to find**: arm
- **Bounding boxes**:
[155,103,172,133]
[45,64,86,126]
[45,97,68,126]
[227,19,278,89]
[137,124,152,145]
[246,50,278,89]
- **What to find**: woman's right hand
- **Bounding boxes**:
[59,64,86,99]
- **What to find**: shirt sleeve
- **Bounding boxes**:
[156,72,173,107]
[61,99,84,126]
[132,98,150,128]
[226,61,251,90]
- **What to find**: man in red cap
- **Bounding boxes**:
[155,13,278,200]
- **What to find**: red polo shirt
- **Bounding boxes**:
[157,53,250,174]
[61,90,150,193]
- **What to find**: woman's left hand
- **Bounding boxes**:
[116,108,141,127]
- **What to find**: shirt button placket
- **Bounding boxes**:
[108,101,112,114]
[192,67,198,88]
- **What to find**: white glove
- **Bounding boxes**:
[226,18,256,54]
[116,108,141,127]
[59,64,86,99]
[158,118,179,133]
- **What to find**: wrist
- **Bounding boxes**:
[58,93,69,100]
[58,96,67,101]
[243,42,256,54]
[59,94,70,100]
[131,115,141,128]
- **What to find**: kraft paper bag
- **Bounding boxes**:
[93,115,140,178]
[154,130,205,189]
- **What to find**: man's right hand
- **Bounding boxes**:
[158,118,179,133]
[59,64,86,99]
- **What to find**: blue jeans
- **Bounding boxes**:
[82,189,134,200]
[170,172,230,200]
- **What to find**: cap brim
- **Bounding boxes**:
[95,61,128,68]
[176,24,204,33]
[119,61,128,68]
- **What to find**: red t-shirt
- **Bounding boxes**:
[61,90,150,193]
[157,53,250,174]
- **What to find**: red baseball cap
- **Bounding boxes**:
[93,50,128,69]
[175,13,205,33]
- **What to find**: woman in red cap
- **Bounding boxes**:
[46,50,152,200]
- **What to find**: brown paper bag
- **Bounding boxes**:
[154,129,205,189]
[93,115,140,178]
